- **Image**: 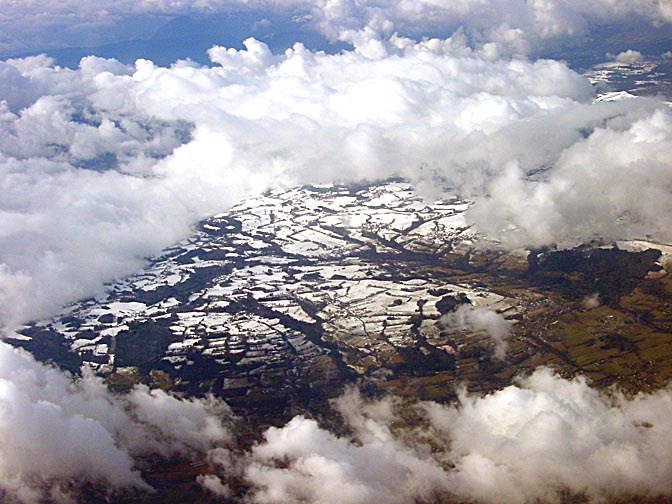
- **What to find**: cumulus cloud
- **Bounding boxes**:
[468,106,672,248]
[7,355,669,504]
[0,341,232,503]
[6,352,667,504]
[245,389,449,504]
[198,472,233,498]
[1,33,670,330]
[440,305,512,360]
[614,49,646,63]
[245,369,672,504]
[0,62,41,112]
[0,36,579,329]
[429,368,672,502]
[0,9,669,504]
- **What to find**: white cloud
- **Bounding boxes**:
[615,49,646,64]
[0,341,232,503]
[440,305,512,359]
[0,9,669,504]
[246,392,449,504]
[0,62,41,112]
[198,473,233,498]
[0,35,669,330]
[4,357,667,503]
[428,367,672,502]
[582,292,600,309]
[2,353,667,503]
[245,369,672,504]
[0,36,599,330]
[468,106,672,248]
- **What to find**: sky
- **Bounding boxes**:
[1,0,672,502]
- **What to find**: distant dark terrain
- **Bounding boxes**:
[1,11,347,67]
[3,16,670,72]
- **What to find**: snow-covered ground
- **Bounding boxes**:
[19,181,520,396]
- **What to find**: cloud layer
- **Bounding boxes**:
[0,342,232,503]
[470,106,672,248]
[244,369,672,504]
[2,350,672,503]
[1,36,668,330]
[0,9,671,503]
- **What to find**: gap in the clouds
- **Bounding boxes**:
[3,11,350,69]
[4,15,671,73]
[546,21,672,71]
